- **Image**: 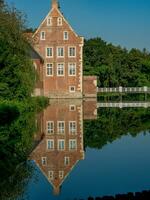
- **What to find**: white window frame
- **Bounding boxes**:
[57,63,65,76]
[69,105,76,111]
[41,157,47,166]
[58,139,65,150]
[69,121,77,135]
[69,86,76,93]
[64,157,70,166]
[47,17,52,26]
[48,171,54,180]
[59,171,64,179]
[47,139,54,150]
[47,121,54,134]
[57,47,64,58]
[68,46,76,57]
[57,17,62,26]
[63,31,69,40]
[68,63,76,76]
[69,139,77,150]
[46,63,53,76]
[46,47,53,58]
[57,121,65,134]
[40,31,45,40]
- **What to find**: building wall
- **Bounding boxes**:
[83,76,97,98]
[32,4,84,98]
[83,99,97,120]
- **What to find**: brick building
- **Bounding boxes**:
[30,99,97,195]
[30,0,97,98]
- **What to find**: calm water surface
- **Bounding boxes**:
[24,134,150,200]
[1,99,150,200]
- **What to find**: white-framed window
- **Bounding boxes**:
[41,157,47,166]
[57,17,62,26]
[46,47,53,57]
[68,63,76,76]
[57,63,64,76]
[69,105,76,111]
[48,171,54,180]
[57,47,64,58]
[40,31,45,40]
[59,171,64,179]
[64,157,70,166]
[57,121,65,134]
[69,121,76,134]
[46,63,53,76]
[69,139,77,150]
[47,17,52,26]
[47,139,54,150]
[69,86,75,93]
[58,139,65,150]
[47,121,54,134]
[64,31,68,40]
[68,47,76,57]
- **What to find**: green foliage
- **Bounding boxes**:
[0,98,48,178]
[0,162,34,200]
[0,97,49,199]
[31,96,49,112]
[84,108,150,149]
[0,103,19,125]
[0,1,36,100]
[84,38,150,87]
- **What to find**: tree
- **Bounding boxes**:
[83,38,150,87]
[84,108,150,149]
[0,1,36,100]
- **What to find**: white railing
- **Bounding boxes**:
[97,102,150,108]
[98,86,150,93]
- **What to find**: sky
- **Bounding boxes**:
[6,0,150,51]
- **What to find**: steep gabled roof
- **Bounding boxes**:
[32,2,80,39]
[30,137,84,195]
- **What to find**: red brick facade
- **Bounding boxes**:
[83,76,97,98]
[31,0,97,98]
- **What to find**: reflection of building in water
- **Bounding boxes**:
[30,99,97,195]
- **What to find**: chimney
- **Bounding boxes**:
[53,186,61,196]
[51,0,58,9]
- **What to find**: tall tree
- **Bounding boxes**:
[0,1,35,100]
[84,38,150,87]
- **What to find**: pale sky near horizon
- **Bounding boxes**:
[6,0,150,51]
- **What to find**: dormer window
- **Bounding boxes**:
[57,17,62,26]
[40,31,45,40]
[59,171,64,179]
[47,17,52,26]
[41,157,47,166]
[64,31,68,40]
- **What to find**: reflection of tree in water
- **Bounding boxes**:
[0,105,37,200]
[84,108,150,149]
[0,162,35,200]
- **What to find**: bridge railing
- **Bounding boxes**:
[98,86,150,93]
[97,102,150,108]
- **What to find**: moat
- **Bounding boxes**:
[1,97,150,200]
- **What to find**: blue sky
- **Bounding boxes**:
[6,0,150,51]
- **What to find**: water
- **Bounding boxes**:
[1,98,150,200]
